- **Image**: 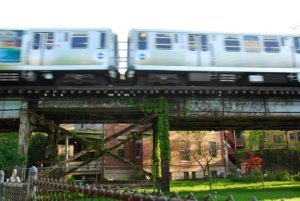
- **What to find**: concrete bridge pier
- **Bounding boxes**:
[18,108,35,180]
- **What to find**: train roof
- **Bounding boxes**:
[129,28,300,37]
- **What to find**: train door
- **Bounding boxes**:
[197,34,210,66]
[293,37,300,82]
[29,32,54,65]
[187,34,210,67]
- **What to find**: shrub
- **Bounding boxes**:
[292,173,300,181]
[264,171,291,181]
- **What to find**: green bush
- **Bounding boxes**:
[264,171,291,181]
[230,173,261,182]
[292,173,300,181]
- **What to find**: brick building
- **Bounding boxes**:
[58,124,244,181]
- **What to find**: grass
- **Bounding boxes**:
[170,179,300,201]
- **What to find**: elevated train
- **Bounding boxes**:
[0,29,118,85]
[0,28,300,86]
[127,29,300,86]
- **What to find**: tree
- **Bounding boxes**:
[175,131,217,181]
[240,150,263,174]
[0,137,26,172]
[27,133,49,167]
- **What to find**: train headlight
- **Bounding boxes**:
[139,53,146,60]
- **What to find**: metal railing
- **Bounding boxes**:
[0,166,285,201]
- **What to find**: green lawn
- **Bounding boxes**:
[170,179,300,201]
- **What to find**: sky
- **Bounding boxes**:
[0,0,299,40]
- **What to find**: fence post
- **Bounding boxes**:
[26,166,38,201]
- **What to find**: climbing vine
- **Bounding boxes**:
[141,98,170,188]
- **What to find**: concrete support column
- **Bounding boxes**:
[18,110,33,155]
[49,130,59,165]
[18,109,34,181]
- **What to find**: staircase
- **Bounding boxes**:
[39,114,156,179]
[39,149,99,178]
[224,131,245,166]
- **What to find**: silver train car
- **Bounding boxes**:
[127,29,300,85]
[0,29,118,85]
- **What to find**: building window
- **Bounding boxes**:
[224,35,240,52]
[294,37,300,54]
[298,133,300,141]
[71,33,88,49]
[117,141,125,158]
[98,32,106,49]
[183,172,189,180]
[192,171,196,180]
[264,36,280,53]
[135,139,141,158]
[211,171,218,178]
[138,32,147,50]
[180,147,190,161]
[156,33,172,50]
[197,142,202,155]
[46,33,54,50]
[274,135,284,143]
[290,133,295,140]
[209,141,217,157]
[244,35,260,52]
[179,141,190,161]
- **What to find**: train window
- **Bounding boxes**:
[244,35,260,52]
[98,32,106,49]
[188,34,196,51]
[138,32,147,50]
[264,36,280,53]
[201,35,208,51]
[224,35,240,52]
[156,33,172,50]
[33,33,41,50]
[71,33,88,49]
[46,33,54,50]
[294,37,300,54]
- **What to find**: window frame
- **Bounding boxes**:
[224,35,241,52]
[138,32,147,50]
[273,135,284,143]
[294,37,300,54]
[263,36,280,53]
[244,35,260,53]
[45,32,54,50]
[201,35,208,51]
[188,34,197,51]
[97,32,106,49]
[71,32,89,49]
[209,141,217,157]
[155,33,172,50]
[33,33,41,50]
